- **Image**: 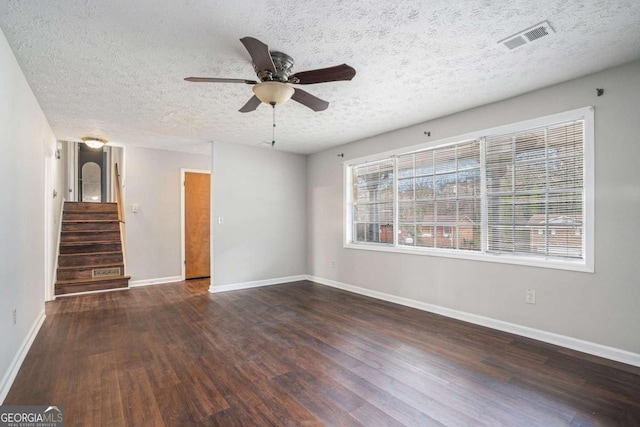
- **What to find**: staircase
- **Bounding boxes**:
[55,202,130,295]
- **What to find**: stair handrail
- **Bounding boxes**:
[114,162,124,223]
[114,162,127,277]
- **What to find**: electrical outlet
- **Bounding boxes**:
[330,260,336,268]
[12,309,17,325]
[526,289,536,304]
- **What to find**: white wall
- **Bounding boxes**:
[211,142,307,287]
[307,59,640,356]
[0,28,57,401]
[124,146,210,283]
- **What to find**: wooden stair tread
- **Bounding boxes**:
[61,237,120,242]
[62,207,118,215]
[62,219,120,223]
[62,229,119,233]
[55,282,128,296]
[63,204,117,210]
[56,276,131,286]
[65,202,117,204]
[61,232,120,236]
[57,263,125,271]
[60,240,122,246]
[63,205,117,213]
[59,251,122,257]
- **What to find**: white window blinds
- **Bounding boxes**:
[485,120,584,258]
[345,108,591,270]
[397,141,482,250]
[352,159,394,244]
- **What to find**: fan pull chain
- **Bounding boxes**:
[271,102,276,147]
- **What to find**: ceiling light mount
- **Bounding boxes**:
[82,137,108,149]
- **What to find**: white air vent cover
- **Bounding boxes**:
[499,21,555,50]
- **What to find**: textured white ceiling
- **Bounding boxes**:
[1,0,640,154]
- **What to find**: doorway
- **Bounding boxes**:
[66,142,124,203]
[181,170,211,280]
[77,142,106,202]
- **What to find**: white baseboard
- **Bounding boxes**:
[209,275,307,293]
[129,276,182,287]
[0,310,46,403]
[306,275,640,368]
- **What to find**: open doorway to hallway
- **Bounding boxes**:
[64,141,124,203]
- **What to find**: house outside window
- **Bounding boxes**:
[344,107,594,272]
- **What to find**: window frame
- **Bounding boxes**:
[344,107,595,273]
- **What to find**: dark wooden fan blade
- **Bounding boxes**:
[290,64,356,85]
[239,95,262,113]
[184,77,257,84]
[291,89,329,112]
[240,37,276,74]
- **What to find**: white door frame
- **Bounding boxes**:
[43,139,53,301]
[180,168,211,280]
[67,141,78,201]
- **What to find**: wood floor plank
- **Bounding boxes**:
[74,351,125,427]
[117,367,166,426]
[288,342,464,426]
[4,279,640,426]
[349,402,421,427]
[153,381,209,426]
[198,353,313,426]
[272,371,365,427]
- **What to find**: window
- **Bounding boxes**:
[397,141,481,251]
[345,107,594,272]
[485,121,584,259]
[351,159,394,244]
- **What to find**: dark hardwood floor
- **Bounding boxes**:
[5,280,640,426]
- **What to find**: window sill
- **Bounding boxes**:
[343,242,594,273]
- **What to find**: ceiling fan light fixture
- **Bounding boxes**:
[252,81,295,105]
[185,36,355,112]
[82,137,108,149]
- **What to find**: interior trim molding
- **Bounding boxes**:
[209,275,307,294]
[129,276,183,287]
[0,310,46,403]
[306,275,640,368]
[55,287,129,298]
[48,197,66,302]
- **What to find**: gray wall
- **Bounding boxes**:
[307,59,640,354]
[124,146,210,282]
[211,142,307,286]
[0,28,57,400]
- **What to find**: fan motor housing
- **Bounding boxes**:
[260,51,295,82]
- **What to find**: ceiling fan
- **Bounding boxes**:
[185,37,356,113]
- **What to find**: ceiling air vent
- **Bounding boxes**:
[499,21,555,50]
